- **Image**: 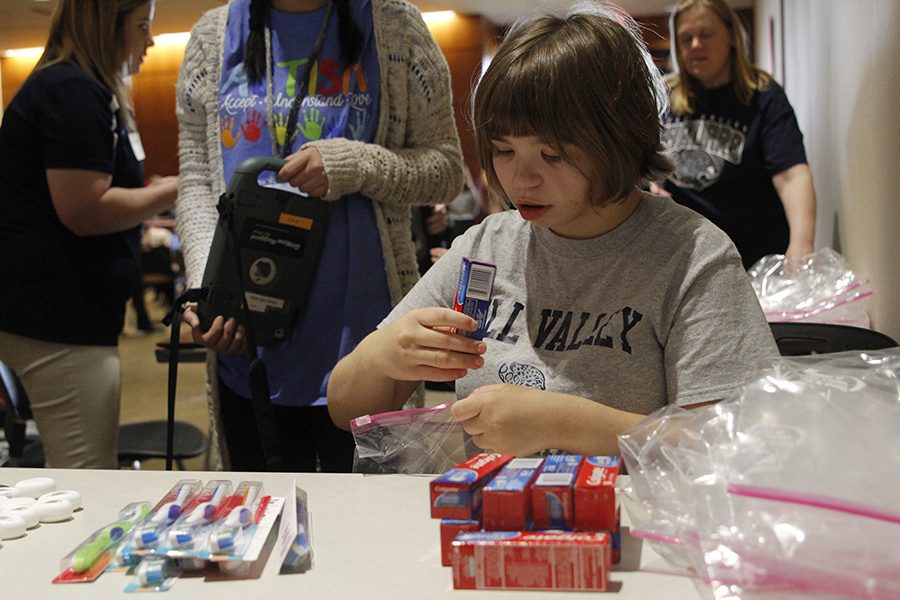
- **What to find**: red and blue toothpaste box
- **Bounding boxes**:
[430,453,515,520]
[451,531,611,591]
[439,519,481,566]
[453,257,496,340]
[610,508,622,564]
[574,455,621,531]
[531,454,583,530]
[482,457,544,531]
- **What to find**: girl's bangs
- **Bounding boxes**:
[481,60,573,151]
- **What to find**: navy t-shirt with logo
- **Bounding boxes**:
[0,63,144,346]
[662,82,807,269]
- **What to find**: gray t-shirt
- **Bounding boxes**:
[383,193,778,415]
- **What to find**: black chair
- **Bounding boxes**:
[1,359,206,470]
[0,360,44,467]
[118,420,208,470]
[769,322,898,356]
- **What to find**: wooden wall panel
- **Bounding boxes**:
[132,44,185,177]
[426,13,487,182]
[1,54,41,111]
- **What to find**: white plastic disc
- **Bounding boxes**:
[39,489,82,511]
[36,498,74,523]
[15,477,56,498]
[2,497,36,510]
[0,487,22,500]
[0,504,40,529]
[0,514,27,540]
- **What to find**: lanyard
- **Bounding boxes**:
[265,2,334,159]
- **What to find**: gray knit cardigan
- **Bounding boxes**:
[174,0,464,303]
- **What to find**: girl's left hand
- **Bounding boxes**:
[278,146,329,198]
[451,384,556,456]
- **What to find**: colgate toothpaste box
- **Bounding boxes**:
[574,455,621,531]
[531,454,583,530]
[453,257,496,340]
[610,508,621,564]
[482,457,544,531]
[439,519,481,567]
[451,531,611,591]
[430,453,515,520]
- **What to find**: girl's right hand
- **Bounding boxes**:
[371,307,486,382]
[181,303,246,355]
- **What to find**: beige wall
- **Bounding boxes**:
[756,0,900,340]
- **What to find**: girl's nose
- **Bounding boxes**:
[513,161,540,187]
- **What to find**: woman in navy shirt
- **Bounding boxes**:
[655,0,817,269]
[0,0,177,468]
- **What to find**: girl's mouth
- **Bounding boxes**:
[516,203,550,220]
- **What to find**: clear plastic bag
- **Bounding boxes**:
[618,349,900,599]
[748,247,873,327]
[350,403,473,474]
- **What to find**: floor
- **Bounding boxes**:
[118,293,455,471]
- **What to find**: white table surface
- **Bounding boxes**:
[1,468,704,599]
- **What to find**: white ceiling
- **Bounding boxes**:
[0,0,751,52]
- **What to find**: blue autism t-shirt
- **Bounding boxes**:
[216,0,390,407]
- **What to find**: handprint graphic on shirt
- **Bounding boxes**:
[220,115,242,149]
[298,108,325,141]
[240,109,263,143]
[348,108,369,140]
[273,112,299,148]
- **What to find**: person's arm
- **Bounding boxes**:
[450,386,646,456]
[47,170,176,236]
[327,307,485,430]
[772,163,816,260]
[174,11,222,290]
[450,384,726,457]
[298,5,463,207]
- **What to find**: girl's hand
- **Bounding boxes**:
[648,181,671,197]
[181,302,246,355]
[278,146,329,198]
[451,384,557,456]
[371,307,486,383]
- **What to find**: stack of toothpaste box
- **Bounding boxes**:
[429,453,622,591]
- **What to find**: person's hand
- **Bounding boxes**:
[785,241,814,262]
[648,181,671,197]
[278,146,329,198]
[149,175,178,209]
[370,307,486,383]
[181,302,246,354]
[429,247,448,263]
[425,204,449,236]
[451,384,556,456]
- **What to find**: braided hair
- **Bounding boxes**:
[244,0,363,84]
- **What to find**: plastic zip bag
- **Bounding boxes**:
[350,403,473,474]
[618,349,900,599]
[748,247,873,327]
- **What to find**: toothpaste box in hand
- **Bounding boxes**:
[451,531,611,591]
[453,257,496,340]
[430,453,515,520]
[531,454,583,530]
[573,455,621,531]
[482,457,544,531]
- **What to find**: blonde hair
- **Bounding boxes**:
[667,0,772,116]
[473,4,673,206]
[36,0,150,130]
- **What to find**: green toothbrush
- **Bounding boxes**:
[72,502,150,573]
